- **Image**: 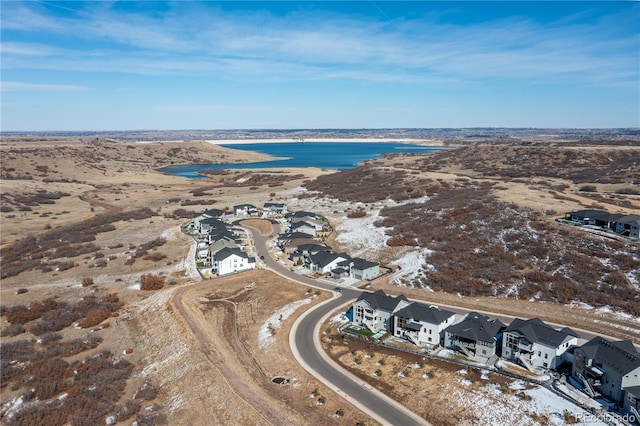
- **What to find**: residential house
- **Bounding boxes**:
[190,209,228,229]
[615,215,640,239]
[287,211,317,221]
[207,235,238,264]
[234,204,258,217]
[263,202,287,217]
[393,302,456,348]
[351,258,380,280]
[199,217,230,236]
[277,232,315,246]
[291,216,325,231]
[565,210,624,229]
[352,290,410,334]
[213,247,256,276]
[444,312,506,361]
[307,251,350,274]
[572,336,640,413]
[291,221,317,237]
[502,318,580,371]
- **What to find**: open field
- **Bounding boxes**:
[1,136,639,424]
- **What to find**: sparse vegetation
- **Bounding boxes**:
[140,274,165,290]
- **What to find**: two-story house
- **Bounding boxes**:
[572,336,640,414]
[502,317,580,371]
[393,302,456,348]
[352,290,410,334]
[444,312,506,362]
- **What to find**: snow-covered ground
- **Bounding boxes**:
[258,297,313,348]
[334,209,390,257]
[450,370,609,426]
[389,247,434,287]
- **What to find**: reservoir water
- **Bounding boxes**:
[159,142,446,179]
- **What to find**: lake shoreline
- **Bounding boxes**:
[205,137,446,146]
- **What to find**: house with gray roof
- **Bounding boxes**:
[614,214,640,239]
[352,290,410,333]
[444,312,506,361]
[393,302,456,348]
[307,251,350,274]
[277,232,315,246]
[572,336,640,412]
[263,202,287,217]
[190,209,228,229]
[565,210,624,229]
[502,317,580,371]
[291,221,317,237]
[351,257,380,280]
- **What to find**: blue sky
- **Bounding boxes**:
[1,1,638,131]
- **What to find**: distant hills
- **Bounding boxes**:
[2,128,639,143]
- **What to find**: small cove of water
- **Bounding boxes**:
[158,142,447,179]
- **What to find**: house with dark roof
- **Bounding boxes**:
[572,336,640,412]
[263,202,287,217]
[307,251,350,275]
[199,217,231,236]
[444,312,506,361]
[565,210,624,229]
[352,290,410,333]
[277,232,315,246]
[393,302,456,348]
[614,214,640,239]
[287,211,317,220]
[501,317,580,371]
[350,257,380,280]
[190,209,228,229]
[291,221,317,237]
[213,247,255,276]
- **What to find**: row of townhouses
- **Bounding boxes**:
[565,209,640,239]
[351,290,640,415]
[189,209,256,276]
[276,210,381,281]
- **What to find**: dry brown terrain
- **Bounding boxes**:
[1,137,639,425]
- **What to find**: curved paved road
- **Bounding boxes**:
[244,224,428,425]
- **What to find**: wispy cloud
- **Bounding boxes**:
[1,81,91,92]
[1,2,637,87]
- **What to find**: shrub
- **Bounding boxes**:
[1,323,26,337]
[579,185,597,192]
[82,277,94,287]
[78,307,112,328]
[140,274,165,291]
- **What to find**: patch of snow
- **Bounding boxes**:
[457,368,468,375]
[258,297,313,348]
[390,248,434,285]
[481,370,490,380]
[595,305,640,323]
[164,393,183,413]
[449,379,606,426]
[329,313,349,324]
[509,380,527,390]
[1,395,24,421]
[334,209,390,257]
